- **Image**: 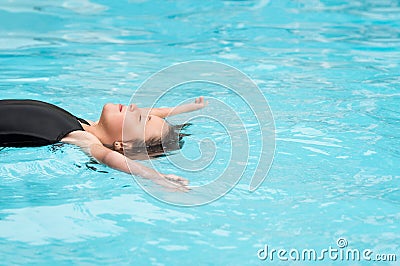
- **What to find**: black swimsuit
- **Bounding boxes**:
[0,99,89,147]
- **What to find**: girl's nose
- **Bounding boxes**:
[129,104,137,111]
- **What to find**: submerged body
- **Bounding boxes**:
[0,99,89,147]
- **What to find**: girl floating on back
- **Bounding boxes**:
[0,97,208,191]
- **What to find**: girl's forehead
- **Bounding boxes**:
[145,117,169,137]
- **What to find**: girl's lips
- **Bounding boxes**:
[119,104,123,112]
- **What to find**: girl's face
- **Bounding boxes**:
[98,103,168,145]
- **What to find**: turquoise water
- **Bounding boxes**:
[1,0,400,265]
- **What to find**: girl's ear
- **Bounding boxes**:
[113,141,124,152]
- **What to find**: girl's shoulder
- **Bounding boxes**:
[61,130,102,153]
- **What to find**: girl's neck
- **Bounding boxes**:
[81,122,110,144]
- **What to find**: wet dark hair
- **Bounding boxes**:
[104,122,191,160]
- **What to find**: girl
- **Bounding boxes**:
[0,97,208,191]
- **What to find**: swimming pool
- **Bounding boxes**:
[1,0,399,265]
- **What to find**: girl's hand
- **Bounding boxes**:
[147,96,208,118]
[146,96,208,118]
[157,174,190,192]
[192,96,208,110]
[163,174,189,185]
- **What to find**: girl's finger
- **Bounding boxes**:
[179,178,189,186]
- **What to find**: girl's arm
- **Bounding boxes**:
[145,96,208,118]
[90,143,189,191]
[62,131,189,192]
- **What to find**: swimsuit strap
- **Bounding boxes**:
[76,117,90,125]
